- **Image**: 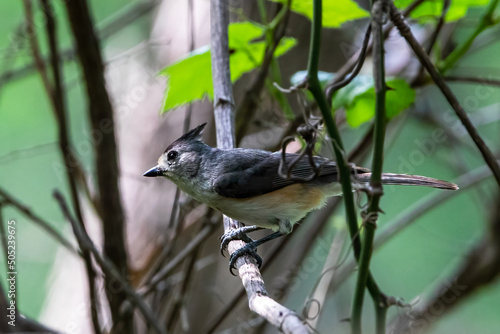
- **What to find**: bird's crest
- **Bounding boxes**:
[164,123,207,152]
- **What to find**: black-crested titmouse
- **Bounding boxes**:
[144,123,458,270]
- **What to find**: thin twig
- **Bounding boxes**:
[389,2,500,188]
[326,23,371,101]
[444,76,500,87]
[324,0,426,95]
[235,1,291,143]
[136,200,199,290]
[412,0,450,86]
[0,283,61,333]
[21,0,53,96]
[139,221,217,296]
[0,187,78,254]
[439,0,500,73]
[425,0,450,56]
[53,191,167,334]
[165,224,203,331]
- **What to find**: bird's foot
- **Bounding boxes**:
[219,226,259,256]
[228,243,262,276]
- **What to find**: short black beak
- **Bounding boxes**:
[143,166,163,177]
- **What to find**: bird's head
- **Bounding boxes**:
[143,123,209,183]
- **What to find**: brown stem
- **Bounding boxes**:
[39,1,100,332]
[62,0,130,331]
[389,2,500,188]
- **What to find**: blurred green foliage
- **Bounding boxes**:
[0,0,499,333]
[0,0,151,320]
[271,0,369,27]
[396,0,490,22]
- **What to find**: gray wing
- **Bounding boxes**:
[213,151,353,199]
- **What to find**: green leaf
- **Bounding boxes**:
[332,76,415,127]
[270,0,369,27]
[160,47,213,111]
[396,0,489,22]
[160,21,296,112]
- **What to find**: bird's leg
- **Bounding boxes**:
[228,231,284,275]
[219,225,263,256]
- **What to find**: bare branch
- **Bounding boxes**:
[444,76,500,87]
[53,191,166,334]
[63,0,130,330]
[324,0,425,94]
[139,220,218,296]
[210,0,308,332]
[389,2,500,188]
[39,1,101,331]
[0,187,78,255]
[21,0,53,96]
[1,283,60,333]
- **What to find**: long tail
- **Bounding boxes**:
[356,172,459,190]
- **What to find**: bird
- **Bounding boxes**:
[144,123,458,272]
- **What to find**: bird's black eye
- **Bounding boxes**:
[167,150,178,161]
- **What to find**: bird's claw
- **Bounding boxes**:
[228,245,262,276]
[219,229,253,256]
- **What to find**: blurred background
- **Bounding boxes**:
[0,0,499,333]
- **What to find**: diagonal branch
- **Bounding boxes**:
[0,187,78,255]
[324,0,425,95]
[389,2,500,188]
[53,191,166,334]
[0,283,60,333]
[439,0,500,73]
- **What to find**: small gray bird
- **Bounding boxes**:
[144,123,458,271]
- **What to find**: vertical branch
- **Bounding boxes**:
[39,2,101,332]
[389,3,500,188]
[211,0,236,150]
[351,1,388,333]
[306,0,386,310]
[63,0,130,332]
[210,1,307,332]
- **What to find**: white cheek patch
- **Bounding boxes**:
[178,152,201,177]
